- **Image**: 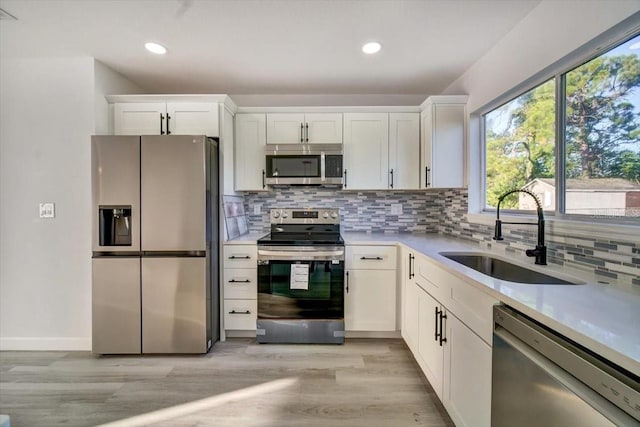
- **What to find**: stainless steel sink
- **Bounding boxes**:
[439,252,582,285]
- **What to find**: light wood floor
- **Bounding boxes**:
[0,338,454,427]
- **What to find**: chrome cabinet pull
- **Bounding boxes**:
[300,123,304,142]
[305,123,309,142]
[229,279,251,283]
[344,169,348,188]
[425,167,431,188]
[229,255,251,260]
[360,256,383,260]
[390,169,394,188]
[160,113,165,135]
[166,114,171,135]
[229,310,251,315]
[262,169,266,189]
[435,307,440,341]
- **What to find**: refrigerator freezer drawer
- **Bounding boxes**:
[142,257,209,353]
[92,257,141,354]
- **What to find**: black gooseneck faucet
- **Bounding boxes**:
[493,189,547,265]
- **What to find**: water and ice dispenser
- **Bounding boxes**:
[99,206,132,246]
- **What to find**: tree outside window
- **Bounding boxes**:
[484,33,640,220]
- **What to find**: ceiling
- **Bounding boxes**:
[0,0,541,105]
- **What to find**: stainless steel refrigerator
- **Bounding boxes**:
[91,135,219,354]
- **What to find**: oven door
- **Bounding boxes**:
[257,246,344,320]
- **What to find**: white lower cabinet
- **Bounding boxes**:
[345,269,396,331]
[223,243,258,331]
[401,246,495,427]
[443,313,492,427]
[345,245,397,331]
[416,284,444,398]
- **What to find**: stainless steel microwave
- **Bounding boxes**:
[265,144,343,185]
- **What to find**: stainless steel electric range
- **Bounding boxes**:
[256,208,344,344]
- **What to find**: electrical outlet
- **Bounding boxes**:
[391,204,403,215]
[254,204,261,215]
[39,202,55,218]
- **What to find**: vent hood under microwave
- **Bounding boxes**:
[265,144,343,186]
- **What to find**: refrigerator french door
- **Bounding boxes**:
[92,135,218,354]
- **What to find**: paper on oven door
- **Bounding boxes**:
[290,264,309,290]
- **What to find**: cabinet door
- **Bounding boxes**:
[389,113,420,189]
[443,313,492,427]
[343,113,389,189]
[345,269,396,331]
[306,113,343,144]
[401,261,420,353]
[235,114,267,191]
[421,101,465,189]
[266,113,305,144]
[167,102,219,137]
[417,285,444,399]
[114,103,166,135]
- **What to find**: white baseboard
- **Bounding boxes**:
[0,337,91,351]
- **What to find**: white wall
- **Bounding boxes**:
[94,60,145,135]
[0,58,142,350]
[443,0,640,112]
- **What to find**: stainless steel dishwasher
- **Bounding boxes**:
[492,305,640,427]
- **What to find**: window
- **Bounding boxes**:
[483,32,640,221]
[485,80,555,211]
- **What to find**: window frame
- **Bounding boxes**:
[478,28,640,226]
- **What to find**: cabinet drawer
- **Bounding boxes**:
[223,245,257,269]
[415,255,450,305]
[224,299,257,330]
[346,245,397,269]
[446,276,498,345]
[223,268,257,299]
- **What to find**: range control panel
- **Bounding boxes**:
[269,208,340,224]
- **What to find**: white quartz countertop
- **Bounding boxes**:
[343,232,640,375]
[223,231,268,244]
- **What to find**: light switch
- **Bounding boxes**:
[39,202,55,218]
[391,204,403,215]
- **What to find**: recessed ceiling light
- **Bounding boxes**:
[145,42,167,55]
[362,42,381,55]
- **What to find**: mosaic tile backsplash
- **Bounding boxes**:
[243,188,443,233]
[241,186,639,288]
[439,189,640,289]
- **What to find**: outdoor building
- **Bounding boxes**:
[520,178,640,217]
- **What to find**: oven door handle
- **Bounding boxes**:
[258,249,344,261]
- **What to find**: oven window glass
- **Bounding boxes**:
[258,260,344,319]
[266,155,321,178]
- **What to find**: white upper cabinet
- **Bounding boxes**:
[389,113,420,190]
[114,103,166,135]
[166,103,219,136]
[343,113,389,190]
[114,102,219,137]
[235,113,267,191]
[420,96,467,189]
[266,113,342,145]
